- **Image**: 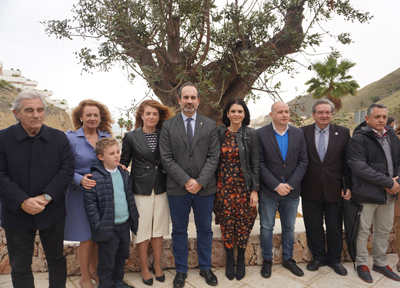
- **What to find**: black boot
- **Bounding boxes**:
[225,248,235,280]
[236,247,246,280]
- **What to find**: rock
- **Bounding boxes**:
[248,235,260,245]
[272,235,282,248]
[297,233,308,247]
[0,254,11,274]
[302,245,313,262]
[211,240,225,267]
[293,243,303,262]
[188,249,198,268]
[66,253,80,276]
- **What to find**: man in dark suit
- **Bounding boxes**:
[257,102,308,278]
[0,91,75,288]
[160,82,220,288]
[300,99,351,276]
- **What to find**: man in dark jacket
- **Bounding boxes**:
[0,91,75,288]
[257,102,308,278]
[347,103,400,283]
[301,99,351,276]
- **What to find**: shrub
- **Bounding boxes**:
[371,96,380,103]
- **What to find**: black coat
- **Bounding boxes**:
[347,126,400,204]
[301,123,351,202]
[84,160,139,242]
[217,126,260,192]
[120,127,166,195]
[0,123,75,230]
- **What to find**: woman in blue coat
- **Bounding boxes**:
[64,100,113,288]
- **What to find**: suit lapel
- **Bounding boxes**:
[323,123,338,163]
[305,125,321,163]
[266,124,284,162]
[136,127,157,163]
[175,114,191,150]
[191,114,204,152]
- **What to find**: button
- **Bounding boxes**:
[93,151,95,153]
[280,176,283,179]
[147,167,149,169]
[155,166,158,169]
[283,164,286,167]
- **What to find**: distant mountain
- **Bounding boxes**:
[288,67,400,119]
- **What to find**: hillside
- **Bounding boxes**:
[285,67,400,132]
[0,86,73,131]
[288,67,400,119]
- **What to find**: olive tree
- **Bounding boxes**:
[43,0,371,121]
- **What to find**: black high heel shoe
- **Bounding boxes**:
[151,262,165,282]
[142,277,153,286]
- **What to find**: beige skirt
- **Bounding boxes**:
[133,190,170,244]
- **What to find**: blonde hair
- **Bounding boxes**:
[95,138,119,156]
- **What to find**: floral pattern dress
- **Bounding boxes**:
[214,130,257,249]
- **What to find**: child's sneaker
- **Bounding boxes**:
[112,279,135,288]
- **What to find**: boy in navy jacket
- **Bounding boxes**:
[84,138,139,288]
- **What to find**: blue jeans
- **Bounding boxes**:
[259,192,299,261]
[168,193,215,273]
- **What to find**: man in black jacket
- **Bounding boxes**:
[0,91,75,288]
[347,103,400,283]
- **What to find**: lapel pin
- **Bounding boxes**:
[335,132,338,135]
[200,122,203,125]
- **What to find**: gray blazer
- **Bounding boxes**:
[257,123,308,199]
[159,113,220,196]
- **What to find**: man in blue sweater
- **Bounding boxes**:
[257,102,308,279]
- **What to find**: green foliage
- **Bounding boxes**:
[331,112,350,127]
[42,0,371,120]
[115,135,122,139]
[371,96,380,103]
[305,57,360,111]
[0,79,16,89]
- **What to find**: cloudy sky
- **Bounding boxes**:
[1,0,399,124]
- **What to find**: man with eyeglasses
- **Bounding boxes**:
[300,99,351,276]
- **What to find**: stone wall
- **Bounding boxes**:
[0,228,397,275]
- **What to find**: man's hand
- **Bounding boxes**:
[22,197,46,215]
[80,174,96,190]
[185,179,202,194]
[250,191,258,207]
[383,176,400,194]
[275,183,291,196]
[341,189,351,200]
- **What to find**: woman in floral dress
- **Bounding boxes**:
[214,97,260,281]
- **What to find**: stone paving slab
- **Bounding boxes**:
[0,255,398,288]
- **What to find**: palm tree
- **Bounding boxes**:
[117,118,125,128]
[305,57,360,111]
[125,119,133,132]
[117,118,125,137]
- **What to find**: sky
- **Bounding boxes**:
[1,0,399,126]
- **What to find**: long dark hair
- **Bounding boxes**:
[222,97,250,127]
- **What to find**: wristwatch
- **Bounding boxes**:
[43,193,52,201]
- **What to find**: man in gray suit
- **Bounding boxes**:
[257,102,308,279]
[160,82,220,288]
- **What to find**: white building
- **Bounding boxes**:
[0,61,70,112]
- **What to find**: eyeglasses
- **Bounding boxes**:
[316,111,332,115]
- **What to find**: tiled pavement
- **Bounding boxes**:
[0,254,399,288]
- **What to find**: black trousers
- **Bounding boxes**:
[96,221,130,288]
[5,219,67,288]
[302,195,343,263]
